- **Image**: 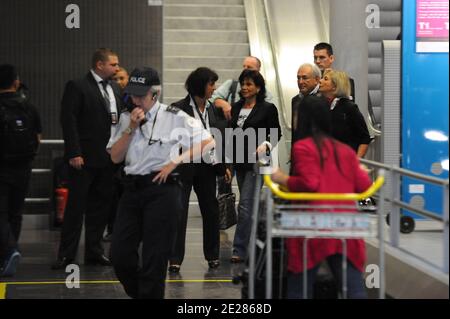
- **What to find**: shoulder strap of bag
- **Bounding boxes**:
[226,80,239,103]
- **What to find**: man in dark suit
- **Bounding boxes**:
[52,48,122,269]
[291,63,321,143]
[313,42,356,101]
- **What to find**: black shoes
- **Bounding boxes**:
[84,254,112,266]
[168,260,220,273]
[51,257,75,270]
[230,256,243,263]
[52,254,111,269]
[208,260,220,269]
[168,264,181,273]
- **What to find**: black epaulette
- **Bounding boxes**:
[166,105,181,114]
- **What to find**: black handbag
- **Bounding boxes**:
[217,193,237,230]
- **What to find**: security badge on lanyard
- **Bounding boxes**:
[111,112,118,125]
[140,105,162,146]
[193,100,216,165]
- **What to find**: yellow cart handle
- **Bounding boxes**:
[263,169,385,201]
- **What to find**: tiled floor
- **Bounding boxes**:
[1,216,243,299]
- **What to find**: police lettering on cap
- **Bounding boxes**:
[124,67,161,97]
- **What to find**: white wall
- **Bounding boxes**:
[266,0,330,134]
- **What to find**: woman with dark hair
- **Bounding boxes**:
[271,95,372,299]
[228,69,281,262]
[168,67,230,272]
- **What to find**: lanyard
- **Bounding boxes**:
[139,105,162,145]
[192,98,208,130]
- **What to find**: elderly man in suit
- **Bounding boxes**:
[52,48,122,269]
[291,63,322,142]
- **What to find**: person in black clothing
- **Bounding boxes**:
[227,69,281,262]
[319,69,371,157]
[103,67,130,243]
[52,48,123,269]
[291,63,322,143]
[0,64,42,277]
[313,42,356,102]
[168,67,231,273]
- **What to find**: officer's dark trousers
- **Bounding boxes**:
[112,182,180,299]
[170,163,220,265]
[0,166,30,264]
[58,165,113,260]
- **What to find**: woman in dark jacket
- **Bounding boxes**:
[319,70,371,158]
[227,69,281,262]
[168,67,231,272]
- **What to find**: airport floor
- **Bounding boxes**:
[1,216,243,299]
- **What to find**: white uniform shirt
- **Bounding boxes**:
[106,101,211,175]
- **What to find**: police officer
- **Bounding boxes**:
[107,67,214,299]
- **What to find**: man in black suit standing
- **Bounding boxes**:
[291,63,321,142]
[313,42,356,102]
[52,48,122,269]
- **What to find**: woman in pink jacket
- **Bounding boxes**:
[271,95,372,299]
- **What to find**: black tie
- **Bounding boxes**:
[100,80,111,112]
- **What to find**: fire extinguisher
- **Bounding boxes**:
[55,187,69,224]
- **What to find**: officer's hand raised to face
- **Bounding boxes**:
[129,107,146,130]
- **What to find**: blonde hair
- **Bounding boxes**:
[324,70,351,98]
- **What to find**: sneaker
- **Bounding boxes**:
[1,251,21,277]
[168,264,181,273]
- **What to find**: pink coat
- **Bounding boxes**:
[286,137,372,273]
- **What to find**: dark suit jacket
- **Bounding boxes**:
[330,98,371,152]
[60,72,123,167]
[229,100,282,171]
[171,95,226,178]
[291,92,325,143]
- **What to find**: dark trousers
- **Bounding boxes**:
[58,165,113,260]
[170,164,220,265]
[111,181,180,299]
[287,254,367,299]
[106,174,123,235]
[0,167,30,264]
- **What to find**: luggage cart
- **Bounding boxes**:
[248,169,386,299]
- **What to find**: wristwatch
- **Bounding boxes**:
[123,126,134,135]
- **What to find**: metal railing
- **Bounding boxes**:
[360,158,449,274]
[25,139,64,204]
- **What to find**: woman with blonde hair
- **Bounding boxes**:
[319,70,371,158]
